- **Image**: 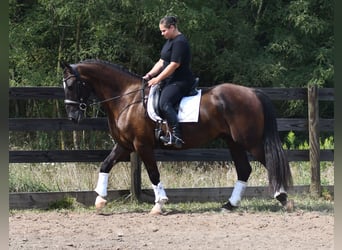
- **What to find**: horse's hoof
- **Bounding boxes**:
[150,206,163,215]
[95,196,107,211]
[284,199,295,213]
[149,200,167,215]
[276,193,288,206]
[150,209,163,215]
[221,201,238,212]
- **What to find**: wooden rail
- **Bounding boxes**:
[10,185,334,209]
[9,149,334,163]
[8,117,334,132]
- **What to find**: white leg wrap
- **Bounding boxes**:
[94,172,109,197]
[229,180,247,206]
[152,182,168,203]
[274,185,286,198]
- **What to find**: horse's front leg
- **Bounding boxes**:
[150,182,168,215]
[94,143,131,210]
[135,145,168,215]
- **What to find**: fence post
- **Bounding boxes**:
[308,85,321,196]
[130,152,142,201]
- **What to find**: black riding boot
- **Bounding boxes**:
[160,123,184,148]
[159,103,184,148]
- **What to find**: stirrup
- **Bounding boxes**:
[160,132,184,148]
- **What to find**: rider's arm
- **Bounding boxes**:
[144,59,164,80]
[148,61,180,86]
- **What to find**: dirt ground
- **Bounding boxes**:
[9,209,334,250]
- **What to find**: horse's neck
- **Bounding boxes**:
[80,63,141,104]
[96,77,140,96]
[91,77,142,111]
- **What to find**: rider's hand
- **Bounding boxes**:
[142,73,152,81]
[147,77,160,87]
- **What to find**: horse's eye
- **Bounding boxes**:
[67,84,74,91]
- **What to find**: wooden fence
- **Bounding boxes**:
[9,86,334,209]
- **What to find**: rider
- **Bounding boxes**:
[143,15,195,148]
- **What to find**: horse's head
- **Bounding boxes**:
[60,61,93,123]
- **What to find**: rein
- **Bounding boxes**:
[90,82,148,107]
[89,81,149,120]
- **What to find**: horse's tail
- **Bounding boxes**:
[254,89,293,192]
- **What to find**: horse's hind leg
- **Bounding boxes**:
[222,144,251,211]
[250,146,294,212]
[94,143,131,210]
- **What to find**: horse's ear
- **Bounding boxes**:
[60,61,71,70]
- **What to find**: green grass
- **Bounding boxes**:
[9,193,333,215]
[100,194,333,214]
[9,161,334,192]
[9,160,334,215]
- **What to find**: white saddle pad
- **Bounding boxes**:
[147,85,202,123]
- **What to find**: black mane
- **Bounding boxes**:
[79,59,142,78]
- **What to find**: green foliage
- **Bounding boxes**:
[9,0,333,87]
[48,196,80,210]
[283,131,334,150]
[321,135,334,149]
[282,131,334,175]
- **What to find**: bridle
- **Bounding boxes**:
[63,65,89,111]
[63,65,149,114]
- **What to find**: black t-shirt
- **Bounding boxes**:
[160,34,193,83]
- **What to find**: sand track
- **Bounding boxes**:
[9,210,333,250]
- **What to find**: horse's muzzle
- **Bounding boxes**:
[67,110,84,124]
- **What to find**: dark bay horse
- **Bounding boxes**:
[61,59,293,214]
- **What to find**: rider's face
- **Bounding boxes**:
[159,24,175,39]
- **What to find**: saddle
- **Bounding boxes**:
[150,77,200,141]
[152,77,200,117]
